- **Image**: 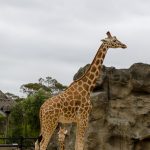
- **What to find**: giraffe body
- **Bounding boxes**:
[35,32,127,150]
[38,83,91,150]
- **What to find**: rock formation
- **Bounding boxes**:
[0,90,15,114]
[48,63,150,150]
[0,90,16,137]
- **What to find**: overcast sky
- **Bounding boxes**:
[0,0,150,96]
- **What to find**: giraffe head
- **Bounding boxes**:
[101,31,127,49]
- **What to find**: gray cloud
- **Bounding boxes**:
[0,0,150,96]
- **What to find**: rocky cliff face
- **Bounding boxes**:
[0,90,15,114]
[0,90,15,136]
[48,63,150,150]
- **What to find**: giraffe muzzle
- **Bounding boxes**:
[121,44,127,49]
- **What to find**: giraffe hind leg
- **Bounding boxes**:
[75,119,88,150]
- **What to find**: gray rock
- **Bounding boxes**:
[129,63,150,93]
[48,63,150,150]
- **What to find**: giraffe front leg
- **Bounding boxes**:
[40,122,58,150]
[40,133,50,150]
[75,119,88,150]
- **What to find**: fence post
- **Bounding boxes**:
[0,137,37,149]
[19,136,23,150]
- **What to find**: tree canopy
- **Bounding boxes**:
[20,76,66,95]
[5,76,67,139]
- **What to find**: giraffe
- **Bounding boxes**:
[35,31,127,150]
[57,127,68,150]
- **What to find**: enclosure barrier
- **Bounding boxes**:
[0,137,37,150]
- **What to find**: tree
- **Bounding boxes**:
[9,102,24,137]
[20,76,67,96]
[8,76,67,138]
[9,89,51,138]
[5,92,19,100]
[45,77,67,94]
[23,89,51,136]
[20,83,51,95]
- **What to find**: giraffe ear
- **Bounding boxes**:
[58,126,62,132]
[101,39,106,42]
[64,130,68,135]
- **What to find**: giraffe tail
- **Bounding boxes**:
[35,134,42,150]
[35,109,43,150]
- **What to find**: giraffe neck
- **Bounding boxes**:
[59,142,65,150]
[80,43,108,91]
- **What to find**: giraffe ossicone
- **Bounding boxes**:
[35,31,127,150]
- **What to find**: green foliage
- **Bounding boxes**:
[9,102,24,137]
[7,76,66,138]
[0,113,6,121]
[23,89,51,136]
[20,83,51,95]
[20,76,66,95]
[9,89,51,138]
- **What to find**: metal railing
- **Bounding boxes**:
[0,137,37,150]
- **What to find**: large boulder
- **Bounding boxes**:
[0,90,15,114]
[48,63,150,150]
[129,63,150,93]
